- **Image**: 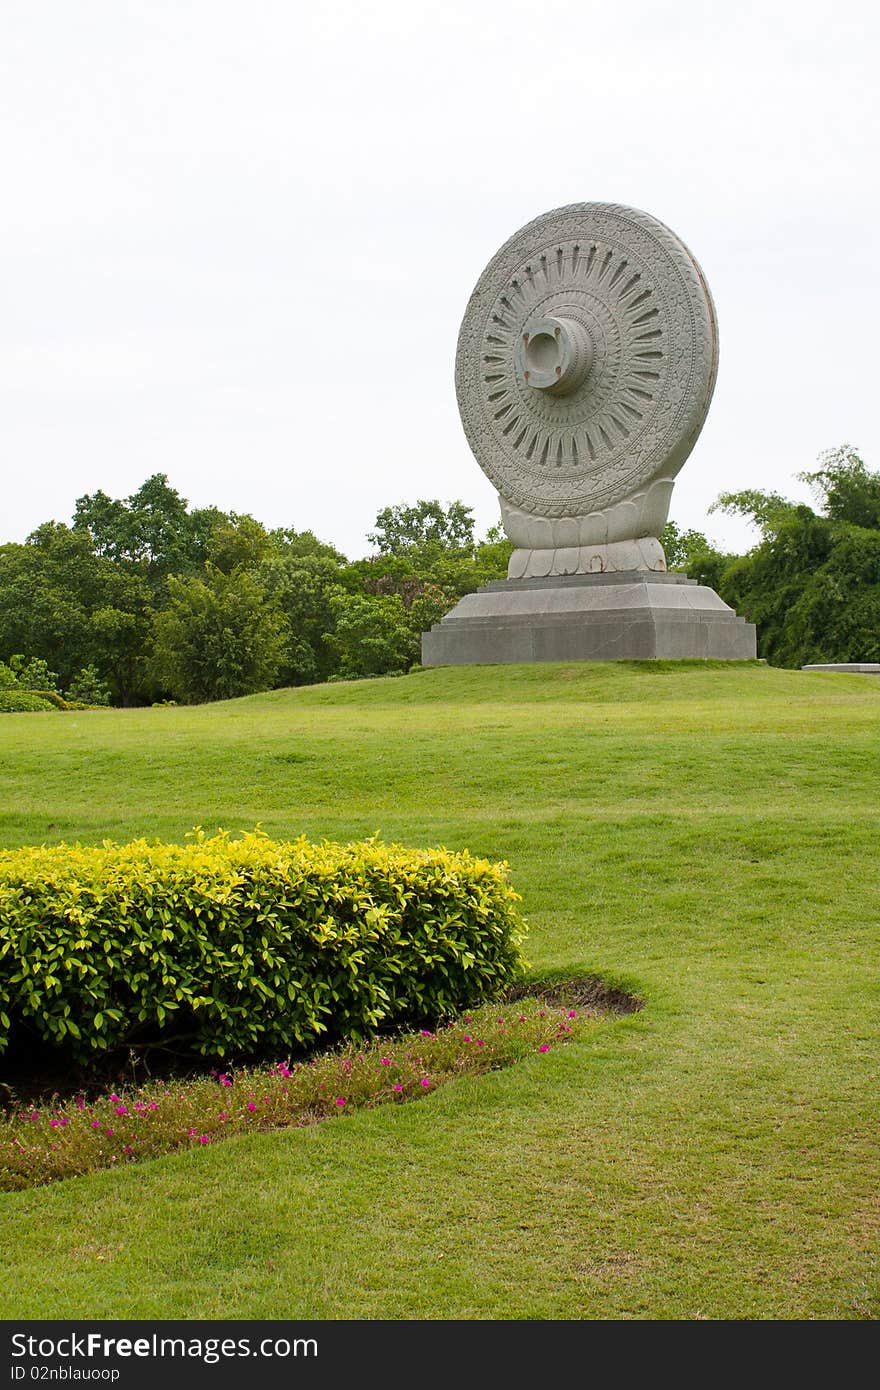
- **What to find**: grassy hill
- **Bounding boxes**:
[1,661,878,1319]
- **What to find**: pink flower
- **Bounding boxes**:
[122,1145,133,1155]
[335,1097,346,1107]
[109,1094,120,1103]
[568,1010,577,1018]
[247,1102,257,1112]
[49,1119,60,1128]
[218,1112,228,1121]
[91,1120,100,1128]
[198,1135,209,1145]
[420,1078,431,1088]
[420,1030,434,1038]
[105,1128,114,1136]
[393,1084,403,1093]
[380,1058,392,1066]
[538,1044,549,1054]
[219,1073,233,1087]
[114,1105,127,1115]
[462,1036,472,1043]
[476,1040,484,1047]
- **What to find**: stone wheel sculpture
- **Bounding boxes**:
[455,203,719,577]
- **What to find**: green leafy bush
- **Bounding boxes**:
[0,832,527,1062]
[65,665,112,706]
[0,655,60,692]
[0,690,55,713]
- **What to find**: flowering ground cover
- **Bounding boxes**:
[1,996,592,1190]
[0,661,878,1319]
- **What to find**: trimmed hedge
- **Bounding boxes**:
[0,690,55,713]
[0,832,527,1061]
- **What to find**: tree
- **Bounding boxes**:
[66,665,112,706]
[258,553,348,685]
[347,516,510,610]
[710,489,806,538]
[0,525,153,703]
[711,447,880,667]
[368,500,476,556]
[151,567,287,703]
[73,474,197,577]
[89,601,155,705]
[660,521,732,590]
[269,528,347,564]
[0,655,59,692]
[799,444,880,530]
[204,514,275,575]
[326,592,416,678]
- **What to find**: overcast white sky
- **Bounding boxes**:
[2,1,878,558]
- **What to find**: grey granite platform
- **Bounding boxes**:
[802,663,880,674]
[421,571,757,666]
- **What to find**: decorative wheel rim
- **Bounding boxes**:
[455,203,719,520]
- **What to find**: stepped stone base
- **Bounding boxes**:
[802,663,880,674]
[421,571,756,666]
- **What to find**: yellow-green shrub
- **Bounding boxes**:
[0,832,527,1062]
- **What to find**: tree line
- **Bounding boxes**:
[662,445,880,667]
[1,446,877,706]
[0,480,511,705]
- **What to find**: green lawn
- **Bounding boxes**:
[1,661,878,1319]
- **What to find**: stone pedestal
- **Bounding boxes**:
[802,663,880,674]
[421,571,756,666]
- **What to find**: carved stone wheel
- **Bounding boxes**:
[455,203,719,524]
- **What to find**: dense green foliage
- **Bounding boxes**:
[659,519,735,590]
[0,832,526,1063]
[660,446,880,667]
[713,446,880,666]
[151,568,288,703]
[2,447,878,698]
[0,690,55,713]
[0,478,510,704]
[368,498,478,555]
[0,658,106,713]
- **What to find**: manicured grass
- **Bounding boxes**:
[1,661,879,1318]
